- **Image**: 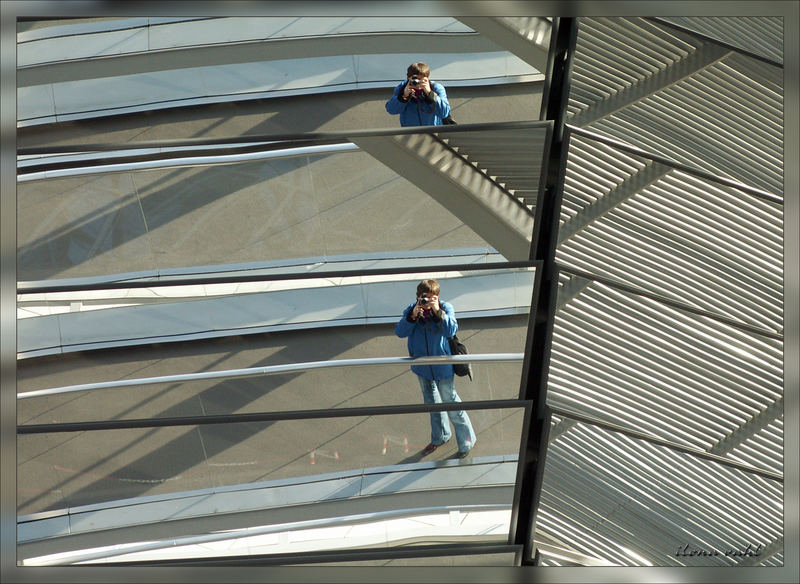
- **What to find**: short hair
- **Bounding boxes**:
[407,62,431,78]
[417,279,440,297]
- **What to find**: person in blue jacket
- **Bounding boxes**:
[385,62,451,127]
[395,279,476,458]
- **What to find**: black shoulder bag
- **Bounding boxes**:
[448,334,473,380]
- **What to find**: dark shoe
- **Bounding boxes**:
[422,443,439,455]
[454,449,471,459]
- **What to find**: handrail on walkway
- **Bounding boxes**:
[17,353,525,400]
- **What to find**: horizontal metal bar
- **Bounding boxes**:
[648,17,783,68]
[565,125,782,204]
[20,503,512,566]
[17,260,539,294]
[18,353,525,400]
[17,398,527,435]
[105,542,523,567]
[17,142,360,181]
[556,264,783,340]
[17,120,553,156]
[550,405,783,483]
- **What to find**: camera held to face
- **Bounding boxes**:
[417,295,433,318]
[408,76,424,99]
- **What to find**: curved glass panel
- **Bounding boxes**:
[17,149,491,282]
[18,405,525,565]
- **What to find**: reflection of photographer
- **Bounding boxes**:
[385,62,451,127]
[395,279,476,459]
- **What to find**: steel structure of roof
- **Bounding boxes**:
[531,15,785,567]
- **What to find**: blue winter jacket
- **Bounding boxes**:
[395,300,458,380]
[385,80,451,127]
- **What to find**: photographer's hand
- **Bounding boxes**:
[420,77,432,96]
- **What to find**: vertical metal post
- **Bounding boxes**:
[513,16,578,565]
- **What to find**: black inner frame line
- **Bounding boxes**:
[513,16,579,567]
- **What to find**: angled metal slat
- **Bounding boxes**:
[535,421,783,565]
[655,16,783,64]
[547,280,783,477]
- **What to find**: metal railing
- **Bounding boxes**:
[17,353,525,400]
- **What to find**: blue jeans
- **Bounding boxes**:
[418,376,477,453]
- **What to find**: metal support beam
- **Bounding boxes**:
[457,16,551,74]
[352,133,535,261]
[512,17,578,566]
[18,398,524,435]
[708,397,784,455]
[547,416,578,443]
[568,42,730,128]
[549,406,782,483]
[557,160,671,244]
[555,273,592,309]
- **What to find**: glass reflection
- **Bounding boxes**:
[17,148,492,283]
[18,408,525,533]
[18,327,528,425]
[17,266,534,406]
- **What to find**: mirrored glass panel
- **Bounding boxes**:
[18,123,549,285]
[17,265,534,376]
[18,405,525,565]
[17,149,488,281]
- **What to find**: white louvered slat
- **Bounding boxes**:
[536,422,783,565]
[656,17,783,64]
[533,15,784,568]
[548,283,782,468]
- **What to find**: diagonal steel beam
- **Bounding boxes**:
[557,160,671,244]
[556,273,592,310]
[351,133,535,261]
[547,416,578,443]
[569,41,731,128]
[708,397,784,456]
[457,16,551,74]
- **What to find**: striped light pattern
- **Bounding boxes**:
[537,416,783,567]
[534,16,784,566]
[656,16,784,64]
[548,279,783,473]
[558,138,783,334]
[438,127,549,208]
[567,17,783,196]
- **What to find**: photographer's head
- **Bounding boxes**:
[407,62,431,79]
[405,62,431,98]
[416,279,440,299]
